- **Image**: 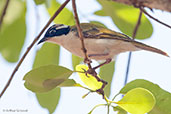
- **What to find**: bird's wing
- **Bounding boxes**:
[71,23,133,42]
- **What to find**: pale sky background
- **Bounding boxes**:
[0,0,171,114]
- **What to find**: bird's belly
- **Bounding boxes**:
[61,38,137,60]
[61,38,110,60]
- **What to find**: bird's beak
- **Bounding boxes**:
[37,37,49,44]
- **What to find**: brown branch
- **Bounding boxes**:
[72,0,107,98]
[71,0,92,69]
[0,0,10,30]
[0,0,70,98]
[139,7,171,29]
[124,10,142,85]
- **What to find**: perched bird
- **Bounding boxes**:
[38,23,169,62]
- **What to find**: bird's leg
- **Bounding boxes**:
[87,53,111,71]
[93,58,112,70]
[86,58,112,98]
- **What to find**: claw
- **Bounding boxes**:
[81,68,89,78]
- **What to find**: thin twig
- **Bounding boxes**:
[124,52,132,85]
[71,0,92,69]
[0,0,10,30]
[139,7,171,29]
[0,0,70,98]
[124,10,142,85]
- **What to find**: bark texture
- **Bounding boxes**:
[112,0,171,12]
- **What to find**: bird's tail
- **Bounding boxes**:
[132,41,169,57]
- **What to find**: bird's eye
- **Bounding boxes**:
[49,29,57,34]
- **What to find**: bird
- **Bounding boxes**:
[38,23,169,64]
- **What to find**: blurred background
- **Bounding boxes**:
[0,0,171,114]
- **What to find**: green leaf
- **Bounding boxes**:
[94,10,107,16]
[76,64,103,91]
[34,0,45,5]
[96,0,153,39]
[33,42,60,69]
[113,106,127,114]
[23,65,73,92]
[36,88,60,114]
[99,61,115,97]
[33,42,60,114]
[58,79,77,87]
[117,88,155,114]
[72,54,83,70]
[0,0,5,11]
[47,0,74,25]
[120,79,171,114]
[0,0,26,62]
[34,0,50,6]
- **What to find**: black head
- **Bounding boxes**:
[38,24,70,44]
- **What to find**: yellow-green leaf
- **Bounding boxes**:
[33,42,60,114]
[76,64,103,91]
[34,0,45,5]
[96,0,153,40]
[58,79,77,87]
[33,42,60,69]
[117,88,156,114]
[36,88,60,114]
[23,65,73,92]
[72,54,83,70]
[47,0,74,25]
[113,106,127,114]
[94,10,106,16]
[120,79,171,114]
[0,0,26,62]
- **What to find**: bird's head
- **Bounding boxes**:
[38,24,70,44]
